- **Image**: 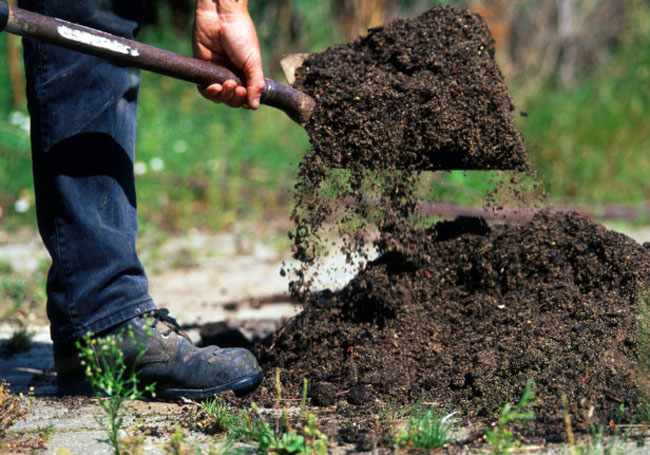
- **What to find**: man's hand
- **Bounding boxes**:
[194,0,265,109]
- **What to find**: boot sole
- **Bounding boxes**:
[58,371,264,400]
[156,372,265,400]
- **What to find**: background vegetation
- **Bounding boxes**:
[0,0,649,232]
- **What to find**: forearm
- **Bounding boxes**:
[196,0,249,14]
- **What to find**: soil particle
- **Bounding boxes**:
[309,381,338,407]
[262,212,650,439]
[296,6,527,172]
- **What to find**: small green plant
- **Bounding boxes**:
[199,397,239,434]
[485,380,536,455]
[234,405,327,455]
[76,327,155,455]
[198,376,328,454]
[395,406,456,450]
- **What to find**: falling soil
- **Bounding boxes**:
[263,212,650,440]
[296,6,527,172]
[288,6,534,294]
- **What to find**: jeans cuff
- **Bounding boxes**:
[58,296,156,343]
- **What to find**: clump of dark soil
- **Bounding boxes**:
[262,212,650,439]
[296,6,527,171]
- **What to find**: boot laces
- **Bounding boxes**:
[148,309,187,339]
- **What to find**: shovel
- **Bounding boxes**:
[0,1,316,124]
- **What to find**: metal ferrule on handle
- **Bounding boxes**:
[0,1,315,124]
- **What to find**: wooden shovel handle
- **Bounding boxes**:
[0,2,315,124]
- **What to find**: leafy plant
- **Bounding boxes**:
[76,326,155,455]
[485,380,536,455]
[395,406,456,450]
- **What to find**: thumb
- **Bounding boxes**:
[243,55,265,110]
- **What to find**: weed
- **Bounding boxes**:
[485,380,536,455]
[194,376,328,454]
[76,326,155,455]
[198,398,239,435]
[230,404,327,454]
[394,406,456,450]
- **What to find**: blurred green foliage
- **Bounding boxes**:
[522,4,650,203]
[133,15,309,230]
[0,2,649,232]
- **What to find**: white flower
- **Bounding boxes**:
[150,157,165,172]
[14,198,30,213]
[174,140,187,154]
[134,161,147,176]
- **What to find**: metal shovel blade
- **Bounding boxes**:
[281,53,311,85]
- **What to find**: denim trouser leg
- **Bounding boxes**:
[19,0,156,344]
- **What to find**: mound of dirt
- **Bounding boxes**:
[296,6,527,171]
[262,212,650,439]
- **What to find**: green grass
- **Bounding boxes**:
[2,6,650,233]
[394,406,457,450]
[0,25,310,232]
[192,376,328,454]
[521,22,650,204]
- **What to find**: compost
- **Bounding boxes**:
[264,212,650,439]
[296,6,527,171]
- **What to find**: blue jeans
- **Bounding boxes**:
[19,0,156,344]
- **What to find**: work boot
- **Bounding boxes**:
[55,309,264,399]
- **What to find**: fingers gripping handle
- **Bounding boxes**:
[0,1,315,124]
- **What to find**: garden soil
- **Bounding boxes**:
[262,212,650,440]
[296,6,527,171]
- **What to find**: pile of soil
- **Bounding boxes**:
[296,6,527,171]
[262,212,650,439]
